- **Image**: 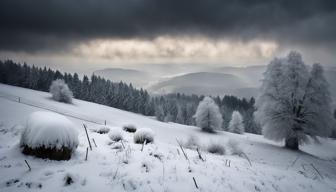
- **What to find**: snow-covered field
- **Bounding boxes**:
[0,83,336,192]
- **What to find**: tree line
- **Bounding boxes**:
[0,60,259,133]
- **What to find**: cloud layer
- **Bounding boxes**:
[0,0,335,53]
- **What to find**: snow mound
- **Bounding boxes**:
[20,111,79,150]
[108,127,123,142]
[134,128,154,144]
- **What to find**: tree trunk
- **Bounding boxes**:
[285,137,299,150]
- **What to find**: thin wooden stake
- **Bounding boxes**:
[196,148,205,162]
[92,138,97,147]
[83,124,92,151]
[24,160,31,171]
[141,139,147,152]
[311,163,323,179]
[225,159,231,167]
[193,177,199,189]
[104,120,106,125]
[120,140,125,149]
[176,138,188,161]
[240,152,252,167]
[85,147,89,161]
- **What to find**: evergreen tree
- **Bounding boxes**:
[195,97,223,132]
[228,111,245,134]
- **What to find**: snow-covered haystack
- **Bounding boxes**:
[122,124,137,133]
[134,128,154,144]
[20,111,79,160]
[108,128,123,142]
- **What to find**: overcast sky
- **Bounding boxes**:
[0,0,335,73]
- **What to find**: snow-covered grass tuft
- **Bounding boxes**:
[134,128,154,144]
[123,124,137,133]
[227,139,243,155]
[207,142,226,155]
[20,111,78,160]
[108,128,123,142]
[49,79,73,104]
[183,134,200,149]
[94,125,110,134]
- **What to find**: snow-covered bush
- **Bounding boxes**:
[183,135,200,149]
[49,79,73,104]
[194,96,223,132]
[227,139,243,155]
[94,125,110,134]
[207,142,225,155]
[228,111,245,134]
[20,111,79,160]
[255,51,334,150]
[108,128,123,142]
[134,128,154,144]
[123,124,137,133]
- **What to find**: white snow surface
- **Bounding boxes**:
[20,111,79,150]
[0,83,336,192]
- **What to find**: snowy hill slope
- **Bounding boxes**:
[0,83,336,192]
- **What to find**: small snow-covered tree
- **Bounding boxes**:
[50,79,73,103]
[229,111,244,134]
[255,51,334,150]
[195,96,223,132]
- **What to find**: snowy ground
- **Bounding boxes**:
[0,83,336,192]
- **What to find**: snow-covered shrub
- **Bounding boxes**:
[207,142,225,155]
[94,125,110,134]
[183,135,200,149]
[227,139,243,155]
[123,124,137,133]
[108,128,123,142]
[20,111,78,160]
[49,79,73,104]
[228,111,245,134]
[194,97,223,132]
[134,128,154,144]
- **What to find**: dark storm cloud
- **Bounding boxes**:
[0,0,335,52]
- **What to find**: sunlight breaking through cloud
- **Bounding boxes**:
[74,36,279,64]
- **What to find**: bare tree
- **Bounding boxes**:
[255,51,334,150]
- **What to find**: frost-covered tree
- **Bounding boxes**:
[255,51,334,150]
[50,79,73,103]
[195,96,223,132]
[229,111,245,134]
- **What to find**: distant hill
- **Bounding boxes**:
[149,72,256,98]
[212,65,266,87]
[93,68,154,87]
